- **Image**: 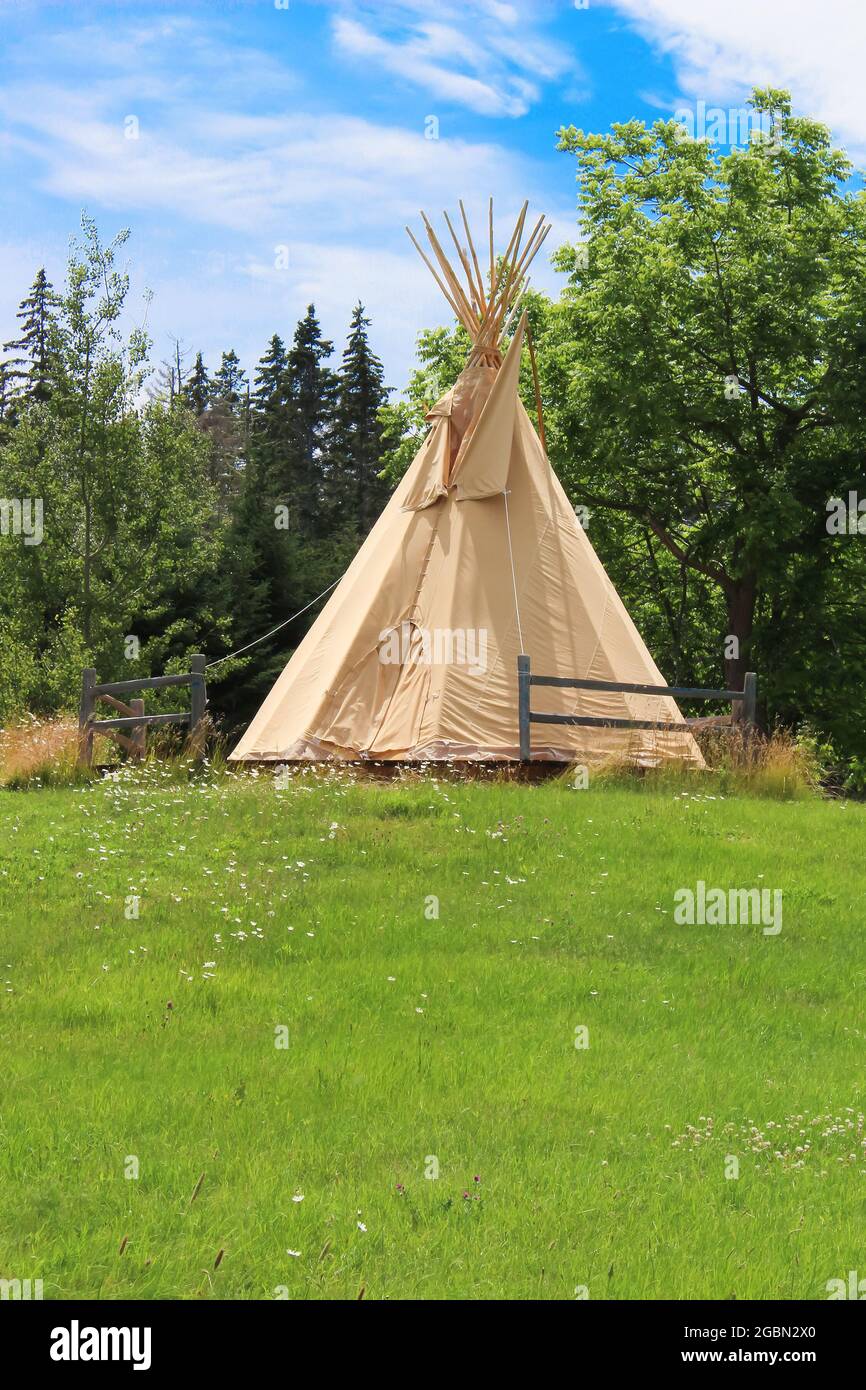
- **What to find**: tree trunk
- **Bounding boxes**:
[83,494,94,646]
[724,572,757,692]
[79,349,93,645]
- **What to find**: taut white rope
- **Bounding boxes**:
[205,576,342,670]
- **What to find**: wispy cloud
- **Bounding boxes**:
[607,0,866,156]
[331,1,580,118]
[0,81,547,237]
[0,9,569,387]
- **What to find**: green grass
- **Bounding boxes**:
[1,765,864,1300]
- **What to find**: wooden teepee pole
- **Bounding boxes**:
[510,215,547,285]
[490,202,529,335]
[442,209,483,317]
[525,319,547,456]
[500,280,531,341]
[459,200,487,313]
[406,199,548,357]
[405,226,475,334]
[421,213,478,333]
[492,223,551,346]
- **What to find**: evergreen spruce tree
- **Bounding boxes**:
[251,334,288,418]
[0,359,14,439]
[222,313,350,711]
[183,352,211,416]
[2,268,61,403]
[242,333,291,593]
[228,334,294,661]
[0,361,10,420]
[247,335,290,508]
[284,306,337,538]
[212,349,247,411]
[332,303,390,534]
[201,349,248,507]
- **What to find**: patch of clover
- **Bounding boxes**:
[670,1109,866,1173]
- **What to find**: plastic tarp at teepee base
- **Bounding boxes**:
[230,314,704,768]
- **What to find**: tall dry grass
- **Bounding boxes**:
[695,725,824,796]
[0,713,229,789]
[562,726,825,799]
[0,717,85,786]
[0,713,827,799]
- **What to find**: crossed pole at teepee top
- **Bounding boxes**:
[406,199,552,369]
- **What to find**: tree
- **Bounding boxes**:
[200,349,249,509]
[331,303,390,534]
[219,313,361,719]
[2,268,62,404]
[553,88,866,723]
[213,348,248,411]
[251,333,288,417]
[224,325,310,687]
[0,218,229,721]
[57,216,149,645]
[183,352,211,416]
[147,336,191,405]
[0,360,12,426]
[284,305,337,537]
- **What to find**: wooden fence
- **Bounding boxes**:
[78,656,207,766]
[517,654,756,762]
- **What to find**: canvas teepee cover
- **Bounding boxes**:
[230,203,703,766]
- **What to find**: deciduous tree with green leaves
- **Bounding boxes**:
[550,89,866,746]
[0,217,225,719]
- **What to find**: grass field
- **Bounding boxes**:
[1,764,864,1300]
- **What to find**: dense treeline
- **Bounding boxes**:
[0,218,390,729]
[1,88,865,783]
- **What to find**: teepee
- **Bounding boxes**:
[230,201,703,766]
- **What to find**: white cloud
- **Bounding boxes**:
[331,1,578,118]
[333,17,533,117]
[0,101,565,390]
[0,79,550,237]
[0,7,573,388]
[607,0,866,153]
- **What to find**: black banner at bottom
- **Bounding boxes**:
[0,1296,859,1374]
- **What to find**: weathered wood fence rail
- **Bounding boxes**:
[517,654,756,762]
[78,655,207,766]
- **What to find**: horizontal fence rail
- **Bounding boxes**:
[90,712,194,731]
[94,672,200,696]
[78,656,207,766]
[517,654,756,762]
[529,675,747,700]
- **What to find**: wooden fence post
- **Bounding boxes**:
[131,698,146,759]
[518,654,531,762]
[189,654,207,747]
[78,668,96,767]
[742,671,757,733]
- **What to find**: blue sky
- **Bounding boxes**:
[0,0,862,390]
